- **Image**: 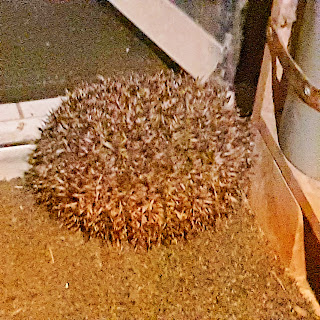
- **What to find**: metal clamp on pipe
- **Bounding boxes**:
[267,0,320,181]
[267,24,320,113]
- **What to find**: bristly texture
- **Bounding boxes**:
[26,71,254,249]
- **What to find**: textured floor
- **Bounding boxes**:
[0,179,318,319]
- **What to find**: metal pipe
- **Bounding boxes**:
[279,0,320,180]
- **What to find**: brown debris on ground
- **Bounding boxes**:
[0,179,318,319]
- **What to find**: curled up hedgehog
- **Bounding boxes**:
[26,71,254,249]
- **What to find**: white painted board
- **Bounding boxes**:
[0,97,63,146]
[0,145,35,181]
[109,0,223,82]
[0,118,44,146]
[0,97,63,180]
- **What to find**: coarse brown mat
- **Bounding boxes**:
[0,179,318,319]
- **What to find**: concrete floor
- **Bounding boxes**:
[1,0,235,103]
[1,0,166,103]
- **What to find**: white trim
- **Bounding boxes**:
[0,97,64,180]
[109,0,223,82]
[0,145,35,181]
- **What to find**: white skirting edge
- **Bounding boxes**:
[0,97,65,181]
[109,0,223,82]
[0,118,44,146]
[0,145,36,181]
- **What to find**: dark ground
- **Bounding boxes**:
[1,0,166,103]
[0,0,319,319]
[1,0,239,103]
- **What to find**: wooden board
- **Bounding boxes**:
[250,131,305,277]
[250,0,320,311]
[108,0,223,82]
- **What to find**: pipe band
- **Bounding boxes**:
[267,24,320,113]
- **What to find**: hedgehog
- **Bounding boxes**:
[26,71,254,249]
